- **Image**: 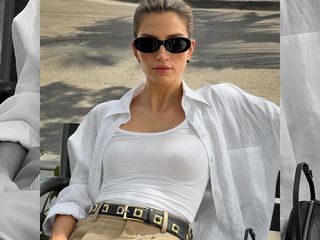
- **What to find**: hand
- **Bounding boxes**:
[50,234,68,240]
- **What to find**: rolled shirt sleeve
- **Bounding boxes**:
[42,105,101,236]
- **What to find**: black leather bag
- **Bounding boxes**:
[244,228,256,240]
[285,162,320,240]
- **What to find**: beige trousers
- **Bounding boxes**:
[69,215,180,240]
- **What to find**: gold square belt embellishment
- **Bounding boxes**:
[133,208,144,218]
[172,223,180,234]
[153,214,163,225]
[116,206,125,215]
[101,204,109,213]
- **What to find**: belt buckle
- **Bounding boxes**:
[123,205,144,222]
[89,203,99,214]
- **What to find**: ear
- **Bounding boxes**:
[132,41,140,62]
[188,39,196,59]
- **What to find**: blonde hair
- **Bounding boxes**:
[133,0,193,38]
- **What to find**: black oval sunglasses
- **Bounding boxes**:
[134,37,191,53]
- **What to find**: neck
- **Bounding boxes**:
[136,79,183,113]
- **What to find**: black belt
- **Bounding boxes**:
[88,203,193,240]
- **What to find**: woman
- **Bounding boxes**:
[44,0,279,239]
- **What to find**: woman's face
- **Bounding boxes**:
[132,12,195,86]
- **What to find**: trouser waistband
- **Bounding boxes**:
[88,202,193,240]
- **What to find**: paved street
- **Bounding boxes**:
[41,0,279,159]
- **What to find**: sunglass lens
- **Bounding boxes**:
[166,38,191,53]
[134,38,159,53]
[134,37,191,53]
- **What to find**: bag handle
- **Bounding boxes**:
[244,228,256,240]
[293,162,316,240]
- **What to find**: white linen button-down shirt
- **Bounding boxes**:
[0,0,40,150]
[43,81,279,240]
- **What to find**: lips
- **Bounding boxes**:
[152,66,173,73]
[153,65,172,70]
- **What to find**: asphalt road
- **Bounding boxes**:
[41,0,279,159]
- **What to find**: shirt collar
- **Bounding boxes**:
[105,81,209,118]
[104,83,143,117]
[182,81,210,106]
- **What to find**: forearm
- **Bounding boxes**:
[51,214,77,240]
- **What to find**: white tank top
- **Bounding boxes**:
[96,119,209,223]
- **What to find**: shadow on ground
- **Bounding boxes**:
[41,82,130,154]
[41,11,279,70]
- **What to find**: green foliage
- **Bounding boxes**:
[54,166,60,176]
[40,191,59,239]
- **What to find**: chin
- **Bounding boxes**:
[152,75,180,84]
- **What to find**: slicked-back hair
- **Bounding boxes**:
[133,0,193,38]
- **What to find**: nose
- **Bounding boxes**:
[155,45,169,62]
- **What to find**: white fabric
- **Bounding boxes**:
[26,174,40,190]
[0,190,39,240]
[0,0,39,149]
[43,81,279,240]
[280,0,320,231]
[0,0,40,239]
[0,173,19,192]
[13,147,40,190]
[96,119,209,223]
